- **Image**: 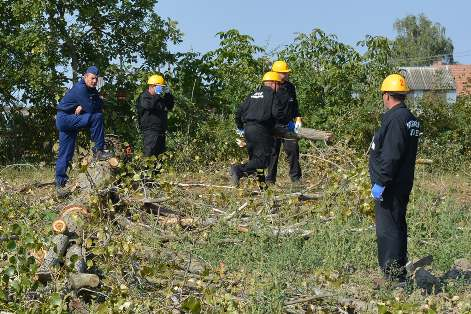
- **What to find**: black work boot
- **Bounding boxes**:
[229,165,241,187]
[93,149,113,161]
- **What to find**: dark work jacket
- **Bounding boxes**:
[57,79,103,114]
[369,103,420,194]
[277,80,300,123]
[235,86,287,130]
[136,89,174,132]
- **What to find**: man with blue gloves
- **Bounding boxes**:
[55,66,112,197]
[266,61,302,185]
[136,74,174,157]
[369,74,420,283]
[230,71,287,187]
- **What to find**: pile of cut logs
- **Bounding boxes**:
[37,204,100,291]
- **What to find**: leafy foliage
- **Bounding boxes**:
[392,14,454,66]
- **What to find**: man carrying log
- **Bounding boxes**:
[136,74,175,157]
[229,71,287,187]
[55,66,112,198]
[369,74,420,283]
[266,60,303,185]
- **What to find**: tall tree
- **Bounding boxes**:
[0,0,182,108]
[0,0,181,162]
[392,14,454,66]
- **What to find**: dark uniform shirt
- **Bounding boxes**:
[277,80,300,123]
[57,79,103,114]
[235,86,287,129]
[136,90,174,131]
[369,103,420,193]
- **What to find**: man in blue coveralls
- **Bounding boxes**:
[55,66,112,197]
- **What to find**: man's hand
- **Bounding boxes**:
[75,105,83,115]
[371,184,385,201]
[155,85,163,95]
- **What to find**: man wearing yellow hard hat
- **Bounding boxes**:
[229,71,287,187]
[369,73,420,283]
[266,60,302,185]
[136,74,174,157]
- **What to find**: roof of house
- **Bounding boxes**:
[432,63,471,95]
[399,67,455,91]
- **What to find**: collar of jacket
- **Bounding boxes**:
[383,102,406,117]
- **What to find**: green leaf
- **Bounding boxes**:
[5,266,15,278]
[7,240,16,251]
[182,296,202,314]
[50,292,62,306]
[11,223,21,235]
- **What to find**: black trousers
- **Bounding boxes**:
[235,124,273,179]
[266,138,301,183]
[375,189,410,280]
[142,130,166,157]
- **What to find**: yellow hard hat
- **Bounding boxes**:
[147,74,165,86]
[271,60,291,73]
[381,74,410,93]
[262,71,281,82]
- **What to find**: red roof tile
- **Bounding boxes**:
[432,63,471,95]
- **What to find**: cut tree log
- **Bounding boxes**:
[65,244,86,273]
[75,160,115,194]
[107,157,120,169]
[69,273,100,290]
[52,219,67,234]
[60,205,89,237]
[37,234,70,282]
[273,126,334,142]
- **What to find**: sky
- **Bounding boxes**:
[155,0,471,64]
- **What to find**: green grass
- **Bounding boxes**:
[1,153,471,313]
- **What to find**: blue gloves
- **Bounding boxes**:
[155,85,164,95]
[371,183,385,201]
[236,128,244,137]
[287,121,296,132]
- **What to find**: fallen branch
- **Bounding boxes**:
[174,182,238,190]
[0,235,19,241]
[416,158,433,165]
[0,163,37,175]
[274,192,323,202]
[300,154,345,170]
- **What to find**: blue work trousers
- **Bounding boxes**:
[55,111,105,186]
